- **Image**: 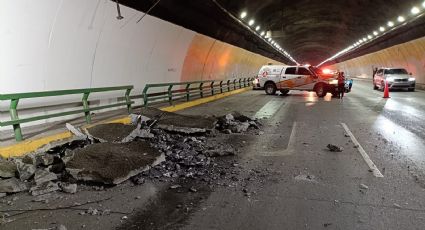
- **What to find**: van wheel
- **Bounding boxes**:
[264,82,277,95]
[373,84,378,90]
[280,89,290,96]
[315,83,327,97]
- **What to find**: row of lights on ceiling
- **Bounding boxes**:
[318,1,425,67]
[240,11,299,65]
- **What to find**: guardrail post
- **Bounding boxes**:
[168,85,173,105]
[186,84,191,101]
[243,78,247,87]
[199,83,204,98]
[10,99,23,142]
[142,87,149,108]
[227,80,231,92]
[125,89,132,113]
[210,81,215,95]
[82,92,91,124]
[233,79,237,90]
[247,78,251,86]
[220,81,223,93]
[239,79,242,89]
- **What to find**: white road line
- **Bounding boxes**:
[254,99,286,119]
[341,123,384,178]
[286,122,297,152]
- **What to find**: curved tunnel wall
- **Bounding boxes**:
[0,0,279,129]
[331,36,425,86]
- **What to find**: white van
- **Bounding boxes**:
[257,65,338,97]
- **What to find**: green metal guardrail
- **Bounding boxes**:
[0,78,253,142]
[142,78,253,107]
[0,86,134,142]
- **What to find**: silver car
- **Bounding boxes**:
[373,68,416,91]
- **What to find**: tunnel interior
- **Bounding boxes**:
[119,0,425,66]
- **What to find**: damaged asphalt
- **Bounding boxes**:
[2,80,425,229]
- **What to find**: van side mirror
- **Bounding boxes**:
[409,72,413,75]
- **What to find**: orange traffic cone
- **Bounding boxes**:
[383,80,390,98]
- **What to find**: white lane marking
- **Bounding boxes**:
[254,99,286,119]
[341,123,384,178]
[285,122,297,152]
[263,121,297,156]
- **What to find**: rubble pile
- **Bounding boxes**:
[0,108,261,197]
[215,112,261,134]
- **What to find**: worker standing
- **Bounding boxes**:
[337,72,345,99]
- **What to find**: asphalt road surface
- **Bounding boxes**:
[173,79,425,230]
[2,79,425,230]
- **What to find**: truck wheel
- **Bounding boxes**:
[265,82,277,95]
[280,89,290,96]
[315,84,327,97]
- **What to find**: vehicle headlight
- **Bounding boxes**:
[409,77,416,82]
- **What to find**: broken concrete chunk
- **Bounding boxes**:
[359,184,369,190]
[22,154,36,165]
[66,123,87,139]
[66,142,165,185]
[230,122,250,133]
[57,224,67,230]
[130,114,151,125]
[87,123,135,142]
[231,111,252,122]
[0,160,17,178]
[225,114,234,122]
[0,178,28,193]
[16,160,36,181]
[141,107,217,131]
[205,145,235,157]
[30,181,60,196]
[36,154,55,166]
[327,144,343,152]
[34,169,58,185]
[59,183,77,194]
[0,193,6,198]
[157,124,207,134]
[122,128,155,143]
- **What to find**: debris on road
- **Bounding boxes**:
[0,108,261,199]
[216,112,261,134]
[359,184,369,190]
[66,142,165,185]
[0,160,17,178]
[0,178,28,193]
[327,144,344,152]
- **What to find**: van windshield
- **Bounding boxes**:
[385,69,408,75]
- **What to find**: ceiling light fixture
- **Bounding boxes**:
[248,19,255,26]
[411,6,420,14]
[240,11,247,19]
[379,26,385,32]
[260,31,265,36]
[397,16,405,22]
[255,25,261,31]
[373,31,378,36]
[387,21,394,27]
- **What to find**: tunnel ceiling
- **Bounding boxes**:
[118,0,424,66]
